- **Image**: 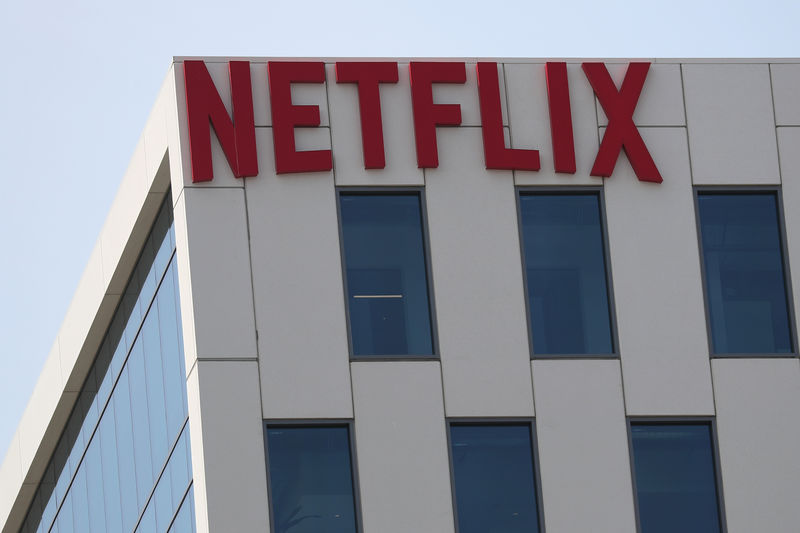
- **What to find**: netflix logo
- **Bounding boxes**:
[183,60,662,184]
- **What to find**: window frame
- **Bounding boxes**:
[693,186,798,357]
[335,187,440,360]
[263,419,364,533]
[626,417,728,533]
[445,418,547,533]
[515,187,619,359]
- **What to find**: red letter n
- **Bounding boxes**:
[582,62,662,183]
[184,60,258,183]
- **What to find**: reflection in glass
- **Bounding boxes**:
[519,193,614,355]
[21,196,194,533]
[339,193,434,356]
[697,193,793,353]
[266,426,358,533]
[450,424,541,533]
[631,423,722,533]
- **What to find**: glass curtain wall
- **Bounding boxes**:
[20,195,195,533]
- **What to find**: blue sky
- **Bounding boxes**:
[0,0,798,460]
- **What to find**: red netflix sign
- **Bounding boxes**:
[183,60,662,184]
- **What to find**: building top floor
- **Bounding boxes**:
[3,57,800,532]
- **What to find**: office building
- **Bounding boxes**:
[2,57,800,533]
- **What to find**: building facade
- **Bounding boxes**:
[2,57,800,533]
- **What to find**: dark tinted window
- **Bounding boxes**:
[266,425,359,533]
[519,193,614,355]
[697,192,793,354]
[630,423,723,533]
[339,193,434,356]
[449,424,541,533]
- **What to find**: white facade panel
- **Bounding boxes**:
[294,123,332,154]
[173,187,257,361]
[532,359,637,533]
[186,360,270,533]
[17,343,66,483]
[328,63,425,186]
[771,64,800,126]
[58,243,117,393]
[142,77,172,185]
[713,358,800,533]
[0,432,21,527]
[351,361,455,533]
[683,63,780,184]
[605,127,715,415]
[596,63,686,126]
[246,127,354,419]
[100,139,149,293]
[425,128,534,417]
[505,62,600,186]
[778,127,800,339]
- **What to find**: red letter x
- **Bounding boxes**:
[582,62,662,183]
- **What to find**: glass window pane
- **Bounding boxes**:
[631,423,722,533]
[143,310,170,467]
[113,368,140,530]
[138,503,157,533]
[155,467,173,531]
[697,193,793,353]
[56,499,73,533]
[157,265,188,435]
[168,485,195,533]
[99,404,123,532]
[170,429,191,509]
[20,197,190,532]
[266,426,359,533]
[70,468,89,533]
[339,193,434,356]
[128,342,155,503]
[84,439,105,533]
[519,193,614,355]
[449,424,541,533]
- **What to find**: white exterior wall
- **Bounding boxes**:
[4,58,800,533]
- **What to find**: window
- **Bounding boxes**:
[629,422,724,533]
[449,423,542,533]
[338,192,435,356]
[20,195,195,533]
[265,425,360,533]
[696,191,794,354]
[518,191,615,355]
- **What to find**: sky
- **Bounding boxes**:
[0,0,798,462]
